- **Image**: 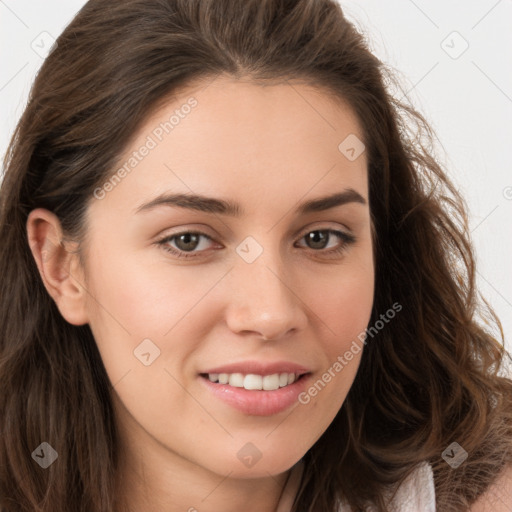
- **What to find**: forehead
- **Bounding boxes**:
[91,75,368,217]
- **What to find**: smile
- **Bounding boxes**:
[203,372,299,390]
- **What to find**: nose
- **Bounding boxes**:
[224,248,308,341]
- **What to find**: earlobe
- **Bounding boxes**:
[26,208,89,326]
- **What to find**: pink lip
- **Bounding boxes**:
[201,360,311,376]
[199,373,312,416]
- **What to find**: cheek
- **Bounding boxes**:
[84,246,222,337]
[82,248,229,391]
[306,257,374,350]
[331,271,374,346]
[299,254,374,405]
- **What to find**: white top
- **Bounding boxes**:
[276,460,436,512]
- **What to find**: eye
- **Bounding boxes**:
[156,228,356,259]
[295,229,356,257]
[157,231,215,258]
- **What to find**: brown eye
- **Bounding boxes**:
[157,231,215,259]
[304,230,330,250]
[296,229,356,256]
[173,233,201,252]
[156,228,356,260]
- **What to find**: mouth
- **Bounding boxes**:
[198,371,312,416]
[199,372,307,391]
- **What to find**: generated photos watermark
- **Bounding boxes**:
[93,97,198,200]
[298,301,403,405]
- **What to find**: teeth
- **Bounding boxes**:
[244,374,263,390]
[228,373,244,387]
[206,372,300,390]
[263,374,280,390]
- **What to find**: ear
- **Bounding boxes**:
[26,208,89,326]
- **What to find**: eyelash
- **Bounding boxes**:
[156,228,357,260]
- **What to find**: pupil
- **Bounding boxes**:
[308,230,327,249]
[177,233,199,251]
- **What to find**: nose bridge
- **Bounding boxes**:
[226,236,306,339]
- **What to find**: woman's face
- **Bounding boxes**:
[79,76,374,480]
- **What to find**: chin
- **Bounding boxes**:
[203,447,304,480]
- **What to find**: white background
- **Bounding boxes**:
[1,1,511,353]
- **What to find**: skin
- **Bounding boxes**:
[470,465,512,511]
[27,75,376,511]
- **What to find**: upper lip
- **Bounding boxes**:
[201,361,311,376]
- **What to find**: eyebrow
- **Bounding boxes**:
[134,188,367,217]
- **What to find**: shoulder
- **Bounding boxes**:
[469,464,512,512]
[338,461,436,511]
[387,461,436,511]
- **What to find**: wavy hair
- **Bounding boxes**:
[1,0,511,510]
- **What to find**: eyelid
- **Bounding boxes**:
[156,221,352,245]
[155,222,356,260]
[295,221,353,238]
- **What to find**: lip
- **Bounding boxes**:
[198,372,312,416]
[201,360,311,376]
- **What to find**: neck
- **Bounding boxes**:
[114,454,294,512]
[111,401,300,512]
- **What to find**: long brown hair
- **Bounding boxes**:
[1,1,511,510]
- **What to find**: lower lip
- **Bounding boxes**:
[199,374,312,416]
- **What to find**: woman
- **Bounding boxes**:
[1,0,511,511]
